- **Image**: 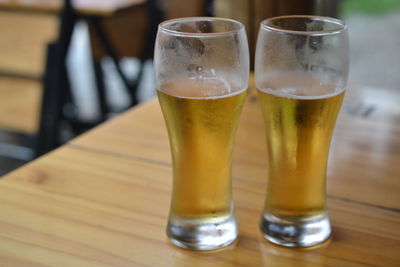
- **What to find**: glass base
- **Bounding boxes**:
[260,213,331,247]
[167,213,238,251]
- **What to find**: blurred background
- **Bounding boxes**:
[1,0,399,175]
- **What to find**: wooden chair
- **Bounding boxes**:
[36,0,164,156]
[36,0,210,156]
[0,0,209,161]
[0,0,163,159]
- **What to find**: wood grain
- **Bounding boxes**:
[0,146,399,266]
[70,86,400,211]
[88,4,149,60]
[0,76,42,133]
[0,10,58,78]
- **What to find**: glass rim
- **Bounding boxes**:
[261,15,347,36]
[158,17,245,37]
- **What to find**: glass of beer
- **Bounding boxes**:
[154,17,249,250]
[255,16,349,247]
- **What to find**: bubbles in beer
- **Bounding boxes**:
[257,72,345,218]
[158,77,246,219]
[160,75,244,98]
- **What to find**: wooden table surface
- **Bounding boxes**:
[1,84,399,266]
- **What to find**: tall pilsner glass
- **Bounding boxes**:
[255,16,349,247]
[155,17,249,250]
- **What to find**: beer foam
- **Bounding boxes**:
[159,77,246,99]
[258,86,345,100]
[256,72,345,99]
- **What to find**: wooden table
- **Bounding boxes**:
[1,84,399,265]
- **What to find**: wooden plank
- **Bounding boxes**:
[161,0,207,19]
[70,85,400,210]
[0,76,42,134]
[0,10,58,78]
[0,0,60,14]
[88,4,149,60]
[0,146,399,265]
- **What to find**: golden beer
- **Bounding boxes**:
[255,15,348,247]
[257,74,344,219]
[158,78,246,221]
[155,16,248,250]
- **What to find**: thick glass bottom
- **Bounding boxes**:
[260,212,331,247]
[167,213,238,251]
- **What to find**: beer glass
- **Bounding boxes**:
[155,17,249,250]
[255,16,349,247]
